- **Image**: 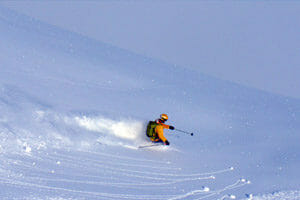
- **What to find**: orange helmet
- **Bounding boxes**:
[160,114,168,121]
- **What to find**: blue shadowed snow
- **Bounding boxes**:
[0,5,300,200]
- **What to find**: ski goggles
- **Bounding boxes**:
[161,119,167,123]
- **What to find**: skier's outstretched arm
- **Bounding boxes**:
[161,124,175,130]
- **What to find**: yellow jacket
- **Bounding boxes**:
[151,120,170,142]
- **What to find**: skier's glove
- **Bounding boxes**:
[169,126,175,130]
[165,140,170,145]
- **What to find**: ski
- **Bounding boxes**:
[138,144,162,149]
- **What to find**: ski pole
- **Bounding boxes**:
[175,128,194,136]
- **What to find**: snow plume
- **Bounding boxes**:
[73,115,146,142]
[0,83,146,152]
[0,107,147,154]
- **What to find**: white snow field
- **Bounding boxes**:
[0,6,300,200]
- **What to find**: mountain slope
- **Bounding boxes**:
[0,6,300,200]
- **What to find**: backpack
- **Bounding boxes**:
[146,121,158,138]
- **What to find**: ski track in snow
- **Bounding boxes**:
[0,101,249,199]
[240,191,300,200]
[0,147,248,200]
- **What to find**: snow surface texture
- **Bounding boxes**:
[0,6,300,200]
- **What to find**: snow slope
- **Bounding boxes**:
[0,6,300,200]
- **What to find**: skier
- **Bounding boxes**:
[146,114,175,145]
